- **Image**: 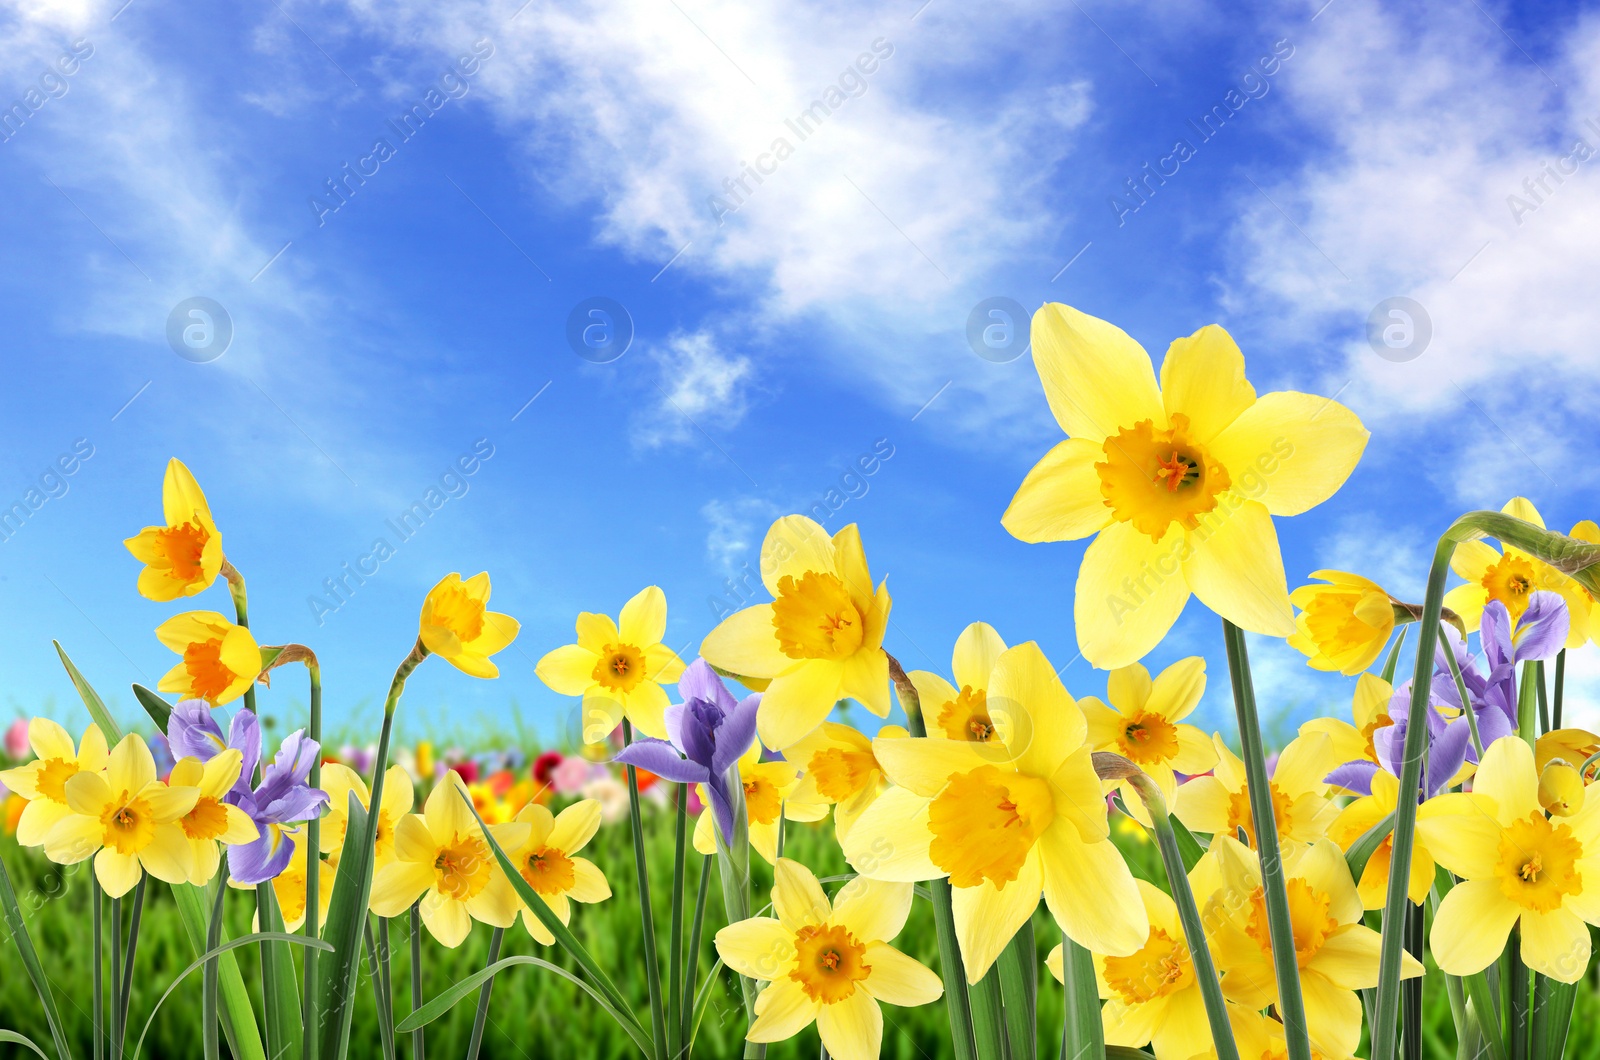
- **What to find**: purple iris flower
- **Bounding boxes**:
[165,700,327,885]
[1326,592,1568,801]
[614,659,760,845]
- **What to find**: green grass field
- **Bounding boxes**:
[5,809,1600,1059]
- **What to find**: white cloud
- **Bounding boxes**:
[635,329,754,449]
[1315,517,1433,602]
[701,495,779,575]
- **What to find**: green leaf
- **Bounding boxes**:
[130,932,331,1060]
[969,962,1006,1060]
[1170,816,1207,871]
[996,918,1036,1060]
[257,883,303,1060]
[1530,974,1578,1060]
[1344,812,1394,883]
[0,1030,52,1060]
[54,641,121,740]
[171,881,266,1060]
[1105,1049,1158,1060]
[1058,931,1104,1060]
[258,646,286,671]
[0,846,73,1060]
[131,685,172,729]
[393,954,652,1055]
[317,792,375,1060]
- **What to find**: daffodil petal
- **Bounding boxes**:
[1031,303,1164,442]
[1074,521,1191,670]
[1002,439,1116,543]
[1181,497,1294,636]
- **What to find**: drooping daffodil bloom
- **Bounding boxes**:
[419,572,520,679]
[123,458,225,601]
[1288,570,1396,675]
[155,612,261,706]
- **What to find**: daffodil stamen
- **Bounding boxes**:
[927,766,1054,888]
[1102,926,1193,1004]
[1096,415,1231,541]
[1495,814,1581,911]
[790,923,871,1003]
[771,571,865,660]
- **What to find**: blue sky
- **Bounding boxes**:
[2,0,1598,748]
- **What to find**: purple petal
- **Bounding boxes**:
[259,785,329,826]
[615,740,708,785]
[706,781,738,849]
[228,710,262,794]
[1481,601,1514,672]
[678,659,736,714]
[1428,720,1471,797]
[1473,710,1516,754]
[166,700,226,761]
[1325,760,1377,797]
[1513,592,1569,662]
[227,827,294,885]
[267,730,320,787]
[712,695,761,776]
[662,703,688,755]
[1373,718,1407,774]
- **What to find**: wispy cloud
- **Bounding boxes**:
[635,329,754,449]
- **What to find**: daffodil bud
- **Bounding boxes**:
[1286,572,1395,676]
[1539,758,1586,817]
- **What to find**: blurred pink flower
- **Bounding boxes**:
[4,718,28,759]
[551,755,595,794]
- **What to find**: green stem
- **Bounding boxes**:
[1403,901,1423,1060]
[621,719,669,1060]
[997,918,1037,1060]
[1125,773,1238,1060]
[203,866,229,1060]
[465,927,504,1060]
[117,878,147,1060]
[1379,625,1410,683]
[1552,651,1566,730]
[94,880,104,1060]
[1516,664,1539,744]
[223,561,257,717]
[303,659,322,1060]
[669,785,688,1060]
[1530,973,1578,1060]
[1508,926,1529,1060]
[259,884,281,1060]
[1058,931,1104,1060]
[682,853,713,1048]
[409,901,425,1060]
[970,964,1007,1060]
[1535,662,1550,735]
[1440,641,1485,759]
[892,655,978,1060]
[1220,619,1311,1060]
[363,918,396,1060]
[111,894,122,1060]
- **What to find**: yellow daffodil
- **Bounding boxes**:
[1002,305,1368,669]
[168,750,258,884]
[1569,520,1599,646]
[123,458,224,601]
[1327,770,1432,908]
[842,641,1147,980]
[701,516,891,750]
[1298,674,1395,786]
[1442,498,1591,648]
[269,840,336,932]
[419,572,520,679]
[1044,878,1213,1060]
[1080,657,1215,820]
[318,763,414,870]
[155,611,261,705]
[789,721,907,841]
[43,734,199,897]
[904,622,1008,744]
[1288,571,1395,675]
[1540,759,1586,817]
[1418,735,1600,982]
[535,586,686,741]
[715,859,941,1060]
[693,738,827,863]
[0,718,108,847]
[1174,731,1338,849]
[370,771,529,947]
[1205,836,1420,1058]
[502,798,611,943]
[1187,1005,1348,1060]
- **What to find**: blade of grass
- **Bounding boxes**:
[303,658,322,1060]
[891,654,979,1060]
[1529,974,1577,1060]
[668,785,688,1060]
[54,642,120,738]
[361,918,396,1060]
[1379,625,1409,683]
[0,842,74,1060]
[682,852,713,1046]
[173,878,264,1060]
[970,963,1007,1060]
[130,933,332,1060]
[1345,813,1395,882]
[256,881,303,1060]
[130,685,171,729]
[997,918,1037,1060]
[621,719,669,1060]
[395,953,653,1055]
[464,926,504,1060]
[115,879,147,1060]
[203,871,227,1060]
[1552,651,1565,730]
[0,1030,52,1059]
[1221,618,1311,1060]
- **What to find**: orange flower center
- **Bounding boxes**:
[1496,813,1583,912]
[592,643,647,694]
[521,846,576,896]
[1481,554,1538,621]
[771,572,864,660]
[1096,414,1231,542]
[744,773,783,826]
[182,637,238,704]
[34,757,80,802]
[155,520,210,581]
[100,795,155,855]
[789,923,871,1003]
[425,583,485,644]
[928,766,1054,888]
[1117,711,1180,765]
[936,686,996,743]
[181,795,231,841]
[808,747,879,803]
[1102,925,1193,1003]
[1225,781,1292,849]
[1244,878,1339,965]
[1361,715,1395,763]
[432,834,494,902]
